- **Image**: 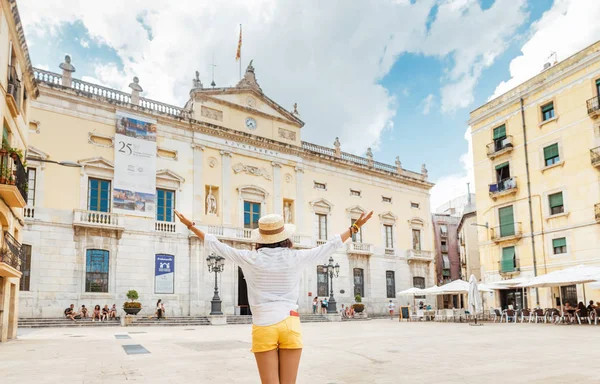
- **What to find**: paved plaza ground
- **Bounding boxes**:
[2,319,599,383]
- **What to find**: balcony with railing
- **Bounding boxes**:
[384,248,395,256]
[24,206,35,219]
[73,209,124,236]
[347,242,373,255]
[596,203,600,222]
[406,249,433,263]
[486,136,514,159]
[6,65,22,117]
[0,150,28,208]
[591,146,600,168]
[498,258,520,274]
[490,222,523,243]
[0,231,22,277]
[587,96,600,118]
[155,220,177,233]
[489,177,518,199]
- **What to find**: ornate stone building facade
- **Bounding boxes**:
[21,55,434,317]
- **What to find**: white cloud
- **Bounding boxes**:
[492,0,600,99]
[79,39,90,48]
[429,127,474,211]
[420,93,435,115]
[18,0,526,155]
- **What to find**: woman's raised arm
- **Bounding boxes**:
[174,210,204,241]
[341,211,373,242]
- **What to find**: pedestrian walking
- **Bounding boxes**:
[388,300,396,320]
[312,297,318,314]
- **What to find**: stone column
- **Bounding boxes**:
[220,151,233,225]
[188,236,204,316]
[192,144,204,222]
[272,162,283,215]
[295,167,304,232]
[8,278,18,340]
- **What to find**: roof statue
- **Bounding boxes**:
[236,59,262,92]
[59,55,75,73]
[193,71,203,89]
[129,76,143,92]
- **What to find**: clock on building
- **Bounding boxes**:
[245,117,257,130]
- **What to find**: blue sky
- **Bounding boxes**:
[20,0,600,209]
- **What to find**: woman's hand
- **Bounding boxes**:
[174,210,194,228]
[354,211,374,229]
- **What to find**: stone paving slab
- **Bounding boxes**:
[2,320,599,383]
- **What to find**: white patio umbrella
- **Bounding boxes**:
[589,281,600,290]
[468,275,483,325]
[396,287,425,308]
[436,279,493,294]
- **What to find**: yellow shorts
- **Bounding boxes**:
[251,316,303,353]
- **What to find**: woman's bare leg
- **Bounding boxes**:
[278,349,302,384]
[254,349,280,384]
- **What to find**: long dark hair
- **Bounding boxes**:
[157,299,162,307]
[256,239,293,250]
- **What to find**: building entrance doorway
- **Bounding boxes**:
[238,267,251,315]
[500,289,527,310]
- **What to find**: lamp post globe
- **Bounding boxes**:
[325,256,339,314]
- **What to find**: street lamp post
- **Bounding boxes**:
[206,253,225,315]
[322,256,340,314]
[25,158,82,168]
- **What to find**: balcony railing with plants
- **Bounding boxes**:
[586,96,600,116]
[489,177,517,196]
[499,257,520,274]
[0,148,28,204]
[595,203,600,222]
[1,231,22,271]
[590,146,600,167]
[7,65,22,112]
[490,222,523,242]
[486,136,514,158]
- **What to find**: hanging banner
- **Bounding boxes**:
[113,111,157,216]
[155,254,174,294]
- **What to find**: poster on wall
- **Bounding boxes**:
[113,111,157,216]
[155,254,174,294]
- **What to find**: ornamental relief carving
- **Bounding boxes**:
[232,163,272,180]
[201,106,223,121]
[278,127,296,141]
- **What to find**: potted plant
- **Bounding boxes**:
[123,289,142,315]
[352,294,365,313]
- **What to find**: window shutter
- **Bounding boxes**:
[501,246,515,271]
[498,206,515,237]
[495,162,509,171]
[549,192,563,208]
[552,238,566,248]
[542,103,554,113]
[493,125,506,140]
[543,144,559,161]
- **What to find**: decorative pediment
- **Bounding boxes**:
[27,146,49,160]
[346,205,365,219]
[156,169,185,190]
[379,211,397,224]
[409,217,425,227]
[310,198,333,214]
[78,157,114,170]
[238,185,269,202]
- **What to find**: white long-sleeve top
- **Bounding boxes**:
[205,234,343,326]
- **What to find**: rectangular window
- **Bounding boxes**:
[442,254,450,269]
[413,276,425,289]
[501,246,516,273]
[317,214,328,240]
[440,225,448,235]
[382,196,392,203]
[498,205,515,237]
[442,269,450,277]
[314,182,326,190]
[85,249,109,293]
[543,144,560,166]
[441,240,448,252]
[553,237,567,254]
[88,178,111,212]
[495,162,510,182]
[156,189,175,222]
[2,124,10,147]
[541,102,555,121]
[20,244,32,291]
[493,125,506,140]
[244,201,261,229]
[317,266,329,297]
[386,271,395,298]
[353,268,364,298]
[412,229,421,251]
[27,168,36,206]
[384,224,393,249]
[350,218,363,243]
[411,202,419,209]
[549,192,564,215]
[350,189,361,197]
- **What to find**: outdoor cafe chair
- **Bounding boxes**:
[576,308,592,325]
[492,308,502,322]
[532,309,545,323]
[435,309,445,322]
[502,309,517,323]
[520,309,532,323]
[546,308,560,324]
[444,309,454,322]
[595,308,600,325]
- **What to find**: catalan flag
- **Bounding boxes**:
[236,24,242,61]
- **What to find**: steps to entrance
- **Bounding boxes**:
[227,315,253,325]
[18,317,121,328]
[226,314,332,325]
[128,316,211,327]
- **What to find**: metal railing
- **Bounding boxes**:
[155,220,176,233]
[0,149,28,202]
[2,231,22,270]
[490,222,523,241]
[73,209,123,227]
[590,146,600,166]
[586,96,600,115]
[498,258,520,274]
[486,136,514,156]
[7,65,21,109]
[596,203,600,221]
[489,177,517,195]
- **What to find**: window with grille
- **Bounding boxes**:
[244,201,261,229]
[156,189,175,222]
[20,244,32,291]
[413,276,425,289]
[317,214,328,240]
[384,224,393,249]
[353,268,364,297]
[86,249,109,292]
[88,178,111,212]
[386,271,395,298]
[317,266,328,297]
[549,192,564,215]
[552,238,567,254]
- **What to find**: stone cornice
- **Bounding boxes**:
[6,0,39,98]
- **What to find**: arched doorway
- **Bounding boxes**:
[238,267,251,315]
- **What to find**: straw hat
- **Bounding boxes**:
[251,214,295,244]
